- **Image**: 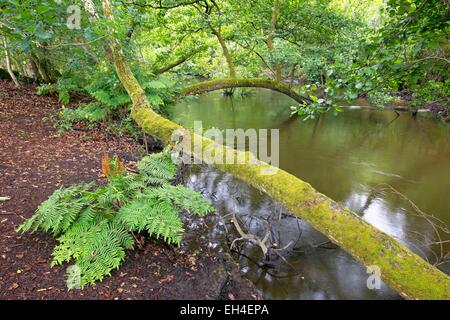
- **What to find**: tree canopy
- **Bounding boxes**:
[1,0,447,114]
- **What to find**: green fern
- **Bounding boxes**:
[36,78,80,104]
[118,196,184,244]
[75,103,110,122]
[145,185,214,216]
[16,183,94,236]
[36,83,57,96]
[137,151,177,181]
[17,151,214,288]
[52,219,134,286]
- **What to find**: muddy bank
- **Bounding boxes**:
[0,80,259,300]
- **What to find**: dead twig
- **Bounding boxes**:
[373,183,450,267]
[229,213,270,256]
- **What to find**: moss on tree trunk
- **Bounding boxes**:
[179,78,311,105]
[101,0,450,300]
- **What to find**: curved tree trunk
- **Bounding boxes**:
[101,0,450,300]
[179,78,311,104]
[210,26,236,78]
[154,55,191,75]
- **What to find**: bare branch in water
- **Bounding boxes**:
[373,183,450,267]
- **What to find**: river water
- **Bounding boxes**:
[168,89,450,299]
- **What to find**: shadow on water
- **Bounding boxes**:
[170,89,450,300]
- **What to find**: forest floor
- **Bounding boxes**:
[0,80,259,300]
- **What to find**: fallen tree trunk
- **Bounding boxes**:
[178,78,311,105]
[101,0,450,300]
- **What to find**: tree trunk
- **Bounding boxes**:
[179,78,311,104]
[2,36,20,87]
[289,63,298,87]
[30,53,51,83]
[154,47,205,75]
[100,0,450,300]
[29,58,40,83]
[267,0,281,82]
[210,26,236,78]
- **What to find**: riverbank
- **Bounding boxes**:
[0,80,260,300]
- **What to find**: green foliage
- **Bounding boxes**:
[5,0,448,117]
[17,183,94,236]
[290,82,343,119]
[51,219,134,286]
[60,103,109,123]
[117,196,183,244]
[36,83,57,96]
[17,151,214,287]
[36,78,81,104]
[86,71,132,110]
[52,103,110,134]
[85,69,176,113]
[137,151,177,181]
[330,0,449,109]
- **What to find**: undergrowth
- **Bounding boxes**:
[17,151,214,288]
[38,69,176,137]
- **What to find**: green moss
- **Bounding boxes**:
[108,30,450,300]
[179,78,311,104]
[134,95,450,300]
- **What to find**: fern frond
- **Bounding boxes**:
[145,185,214,216]
[52,219,134,287]
[117,195,184,245]
[17,183,94,236]
[18,150,215,288]
[92,175,136,208]
[137,151,176,181]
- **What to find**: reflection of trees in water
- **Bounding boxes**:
[183,165,399,299]
[176,102,449,297]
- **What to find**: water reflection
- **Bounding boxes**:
[171,90,450,299]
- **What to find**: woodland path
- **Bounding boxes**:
[0,80,258,300]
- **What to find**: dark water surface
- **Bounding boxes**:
[169,90,450,299]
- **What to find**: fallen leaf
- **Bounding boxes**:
[8,283,19,290]
[160,275,174,283]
